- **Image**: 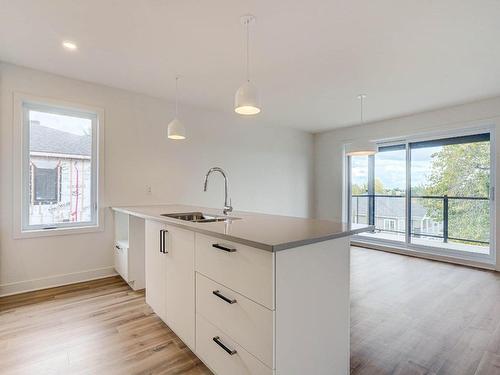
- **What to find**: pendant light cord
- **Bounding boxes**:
[246,19,250,82]
[358,94,366,124]
[175,76,179,117]
[360,95,364,123]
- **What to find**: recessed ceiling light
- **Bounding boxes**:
[62,41,78,51]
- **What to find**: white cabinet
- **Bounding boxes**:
[196,314,273,375]
[144,220,195,349]
[196,273,273,368]
[145,220,168,321]
[165,226,195,349]
[113,242,128,281]
[114,212,145,290]
[195,233,274,309]
[140,217,350,375]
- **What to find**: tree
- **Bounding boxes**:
[351,178,385,195]
[421,141,490,245]
[351,183,367,195]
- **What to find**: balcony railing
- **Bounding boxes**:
[351,194,490,245]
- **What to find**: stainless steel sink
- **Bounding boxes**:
[161,212,240,223]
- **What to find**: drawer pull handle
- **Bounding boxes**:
[160,230,168,254]
[212,290,237,304]
[212,336,237,355]
[212,243,236,252]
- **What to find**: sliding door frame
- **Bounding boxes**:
[345,124,496,266]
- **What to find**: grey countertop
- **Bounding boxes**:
[112,204,373,252]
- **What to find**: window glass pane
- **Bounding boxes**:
[372,147,406,242]
[349,133,493,260]
[350,155,369,225]
[26,106,95,228]
[410,137,490,254]
[356,146,406,242]
[34,167,58,203]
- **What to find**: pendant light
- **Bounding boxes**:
[345,94,377,156]
[234,14,261,115]
[167,76,186,140]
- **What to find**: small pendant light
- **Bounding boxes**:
[234,15,261,115]
[167,76,186,140]
[345,94,377,156]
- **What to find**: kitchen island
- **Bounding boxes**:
[112,205,372,375]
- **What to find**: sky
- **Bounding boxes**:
[30,110,92,136]
[352,146,440,191]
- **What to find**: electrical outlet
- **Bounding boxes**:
[146,185,152,195]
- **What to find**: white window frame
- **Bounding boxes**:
[13,93,105,238]
[383,218,397,231]
[343,124,496,267]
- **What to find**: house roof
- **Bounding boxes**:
[30,121,91,157]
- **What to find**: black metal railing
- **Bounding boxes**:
[351,194,490,245]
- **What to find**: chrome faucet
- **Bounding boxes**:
[203,167,233,215]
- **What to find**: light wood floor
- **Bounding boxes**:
[351,247,500,375]
[0,247,499,374]
[0,276,211,375]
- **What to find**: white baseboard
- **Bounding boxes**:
[0,266,118,297]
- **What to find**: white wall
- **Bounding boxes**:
[314,96,500,271]
[0,62,314,295]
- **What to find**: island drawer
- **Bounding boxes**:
[195,233,274,309]
[196,313,273,375]
[196,272,274,368]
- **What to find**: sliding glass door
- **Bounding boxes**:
[351,145,406,242]
[348,130,494,262]
[409,134,491,254]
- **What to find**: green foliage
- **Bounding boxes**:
[421,142,490,245]
[352,177,404,196]
[351,183,368,195]
[374,178,385,194]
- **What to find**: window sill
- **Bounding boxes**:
[13,224,103,239]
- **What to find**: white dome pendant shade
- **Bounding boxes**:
[345,94,377,156]
[235,81,260,115]
[234,15,261,116]
[345,140,378,156]
[167,118,186,140]
[167,76,186,140]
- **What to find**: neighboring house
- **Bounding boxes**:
[29,121,92,225]
[351,195,443,237]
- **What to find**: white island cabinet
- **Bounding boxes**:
[144,220,195,349]
[113,205,372,375]
[113,211,145,290]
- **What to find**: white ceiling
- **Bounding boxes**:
[1,0,500,133]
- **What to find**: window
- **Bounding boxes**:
[383,219,397,231]
[350,145,406,243]
[347,129,495,263]
[22,102,98,231]
[33,166,60,204]
[409,134,491,254]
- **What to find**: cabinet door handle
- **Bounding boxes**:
[212,336,237,355]
[160,230,168,253]
[163,230,168,253]
[212,243,236,252]
[212,290,237,304]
